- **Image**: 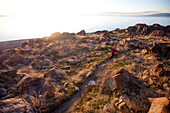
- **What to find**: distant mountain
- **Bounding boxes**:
[97,12,170,17]
[146,13,170,17]
[0,15,14,17]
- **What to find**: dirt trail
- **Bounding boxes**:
[52,49,134,113]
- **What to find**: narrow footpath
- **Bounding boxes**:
[52,49,134,113]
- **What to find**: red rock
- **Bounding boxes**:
[148,97,170,113]
[103,68,133,90]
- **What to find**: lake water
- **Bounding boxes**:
[0,16,170,41]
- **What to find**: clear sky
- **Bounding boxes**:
[0,0,170,16]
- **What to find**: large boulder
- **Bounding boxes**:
[102,68,133,90]
[67,58,78,65]
[21,42,29,48]
[17,77,54,99]
[4,54,32,66]
[0,97,34,113]
[126,26,137,33]
[16,75,33,92]
[31,59,50,69]
[148,97,170,113]
[77,30,86,36]
[0,54,10,63]
[145,43,170,58]
[165,25,170,32]
[0,69,17,79]
[135,24,148,35]
[50,32,61,38]
[20,49,32,54]
[0,88,6,98]
[44,68,67,79]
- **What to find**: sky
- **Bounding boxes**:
[0,0,170,17]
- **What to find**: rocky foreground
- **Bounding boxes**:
[0,24,170,113]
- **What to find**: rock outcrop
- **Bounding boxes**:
[145,43,170,58]
[114,23,170,36]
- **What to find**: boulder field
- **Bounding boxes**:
[0,23,169,113]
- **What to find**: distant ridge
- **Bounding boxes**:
[147,13,170,17]
[98,12,170,17]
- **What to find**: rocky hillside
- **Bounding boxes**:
[115,24,170,37]
[0,24,169,113]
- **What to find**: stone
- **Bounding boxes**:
[16,75,33,91]
[67,58,77,65]
[95,46,102,50]
[153,64,166,77]
[162,83,170,92]
[5,54,32,66]
[143,70,150,75]
[77,30,86,36]
[21,42,28,48]
[0,55,10,62]
[103,103,117,113]
[120,94,132,110]
[75,87,80,91]
[0,88,6,97]
[0,63,9,70]
[64,82,70,87]
[59,88,68,94]
[142,75,149,82]
[148,97,170,113]
[150,30,165,37]
[126,26,137,33]
[115,99,130,113]
[49,32,61,39]
[102,64,107,68]
[0,97,34,113]
[142,49,147,54]
[103,69,133,90]
[88,80,96,86]
[118,102,126,109]
[20,49,32,54]
[31,59,50,69]
[21,78,53,97]
[0,69,17,79]
[44,68,67,79]
[120,94,130,102]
